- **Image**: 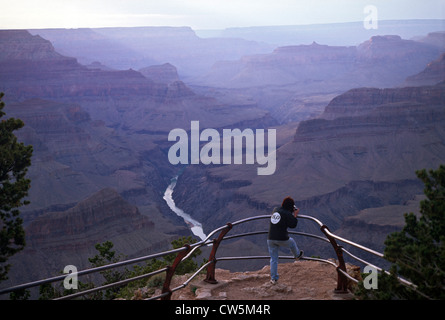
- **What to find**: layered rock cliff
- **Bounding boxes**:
[0,30,68,61]
[0,30,162,101]
[139,63,180,84]
[25,188,155,249]
[7,98,154,211]
[317,82,445,120]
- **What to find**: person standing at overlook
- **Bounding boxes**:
[267,196,304,284]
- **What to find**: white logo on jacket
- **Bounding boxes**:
[271,212,281,224]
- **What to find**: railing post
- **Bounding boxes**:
[204,223,233,284]
[161,244,191,300]
[320,225,349,293]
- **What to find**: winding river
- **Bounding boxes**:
[163,176,207,241]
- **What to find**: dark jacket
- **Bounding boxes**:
[268,206,298,241]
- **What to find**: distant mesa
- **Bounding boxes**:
[85,61,115,71]
[139,63,180,84]
[25,188,154,246]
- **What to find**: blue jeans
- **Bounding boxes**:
[267,238,300,281]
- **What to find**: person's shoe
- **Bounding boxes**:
[295,250,304,261]
[270,279,278,285]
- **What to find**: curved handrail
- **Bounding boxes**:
[0,213,416,300]
[298,214,324,227]
[221,230,330,243]
[322,228,384,258]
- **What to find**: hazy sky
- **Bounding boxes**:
[1,0,444,30]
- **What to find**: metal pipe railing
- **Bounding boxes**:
[222,230,330,244]
[55,267,169,300]
[0,213,416,300]
[0,245,189,296]
[322,228,384,258]
[146,260,214,300]
[341,247,416,289]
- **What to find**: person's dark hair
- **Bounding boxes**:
[281,196,295,212]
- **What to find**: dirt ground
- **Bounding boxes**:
[169,260,359,300]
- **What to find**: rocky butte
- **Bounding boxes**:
[138,63,180,85]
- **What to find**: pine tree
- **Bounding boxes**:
[0,93,33,282]
[359,165,445,299]
[88,241,129,300]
